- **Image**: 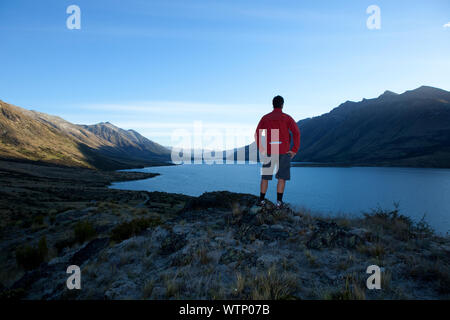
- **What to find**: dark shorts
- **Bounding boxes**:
[261,153,291,181]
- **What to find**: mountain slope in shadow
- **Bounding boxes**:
[293,86,450,167]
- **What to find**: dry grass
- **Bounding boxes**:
[304,249,319,267]
[250,266,298,300]
[408,258,450,294]
[234,272,245,296]
[337,253,355,271]
[324,274,366,300]
[357,242,386,259]
[381,270,392,290]
[196,245,211,265]
[142,280,155,299]
[164,272,181,298]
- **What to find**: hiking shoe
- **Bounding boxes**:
[275,201,285,209]
[256,199,267,207]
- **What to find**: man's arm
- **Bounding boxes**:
[287,117,300,157]
[254,118,266,154]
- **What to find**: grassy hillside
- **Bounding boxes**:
[0,100,171,170]
[0,101,94,168]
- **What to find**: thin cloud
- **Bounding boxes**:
[78,101,264,115]
[444,22,450,28]
[113,121,255,130]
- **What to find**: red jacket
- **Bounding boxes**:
[255,108,300,155]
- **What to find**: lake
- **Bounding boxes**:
[110,164,450,234]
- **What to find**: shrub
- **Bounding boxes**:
[413,215,434,238]
[110,217,161,242]
[15,236,48,270]
[74,221,96,243]
[363,204,414,240]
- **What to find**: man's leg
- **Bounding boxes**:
[260,155,272,203]
[260,178,268,202]
[277,179,286,203]
[275,154,291,205]
[277,178,285,193]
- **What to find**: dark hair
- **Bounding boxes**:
[272,95,284,109]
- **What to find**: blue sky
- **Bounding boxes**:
[0,0,449,147]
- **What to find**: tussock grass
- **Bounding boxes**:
[196,245,211,265]
[250,266,298,300]
[324,274,366,300]
[142,280,155,299]
[381,270,392,290]
[233,272,245,296]
[164,273,181,298]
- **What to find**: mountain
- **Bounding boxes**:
[0,100,171,170]
[291,86,450,167]
[236,86,450,168]
[80,122,169,159]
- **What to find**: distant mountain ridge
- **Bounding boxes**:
[80,122,170,159]
[0,100,171,170]
[235,86,450,168]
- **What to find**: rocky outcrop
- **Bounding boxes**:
[306,220,363,249]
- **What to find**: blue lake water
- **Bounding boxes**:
[110,164,450,234]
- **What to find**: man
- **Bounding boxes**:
[254,95,300,208]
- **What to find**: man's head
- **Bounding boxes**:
[272,95,284,109]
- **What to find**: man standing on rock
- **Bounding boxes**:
[255,95,300,208]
